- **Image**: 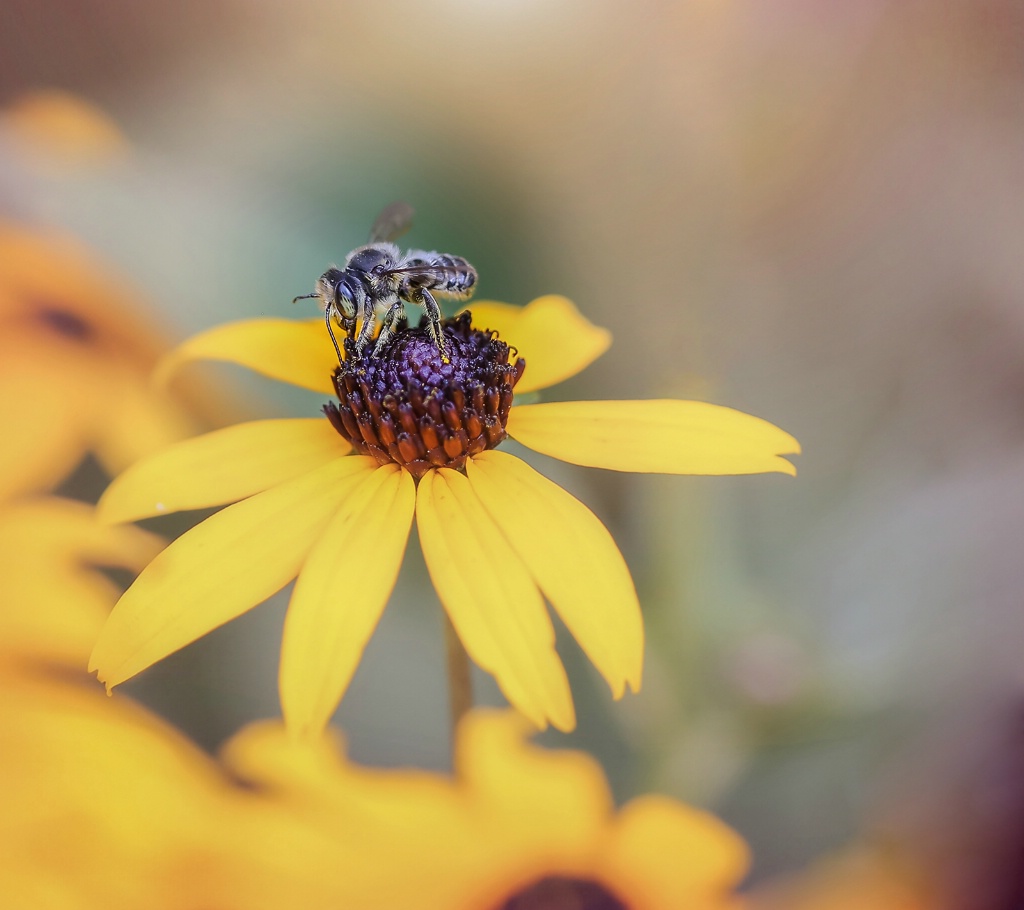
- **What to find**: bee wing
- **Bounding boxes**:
[382,252,458,282]
[380,262,439,288]
[368,201,415,243]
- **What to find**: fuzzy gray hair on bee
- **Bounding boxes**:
[293,202,478,364]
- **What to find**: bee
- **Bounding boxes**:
[293,202,477,364]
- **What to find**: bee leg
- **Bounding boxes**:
[373,301,407,355]
[325,306,344,365]
[354,295,377,354]
[417,288,450,363]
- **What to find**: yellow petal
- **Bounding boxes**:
[603,796,750,906]
[457,300,521,331]
[466,451,643,698]
[463,296,611,394]
[224,720,465,840]
[89,456,378,688]
[508,400,801,475]
[220,719,351,795]
[155,318,337,394]
[88,368,201,477]
[0,498,163,667]
[0,678,235,910]
[0,222,162,353]
[279,464,415,738]
[98,418,350,524]
[2,89,129,169]
[0,338,105,500]
[0,675,375,910]
[416,469,575,732]
[456,710,612,839]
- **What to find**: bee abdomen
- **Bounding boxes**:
[427,255,477,297]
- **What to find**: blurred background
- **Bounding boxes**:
[2,0,1023,904]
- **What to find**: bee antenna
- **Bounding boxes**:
[292,293,319,305]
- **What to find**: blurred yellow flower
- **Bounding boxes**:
[0,223,216,502]
[0,496,349,908]
[91,296,800,735]
[0,672,747,910]
[1,672,241,910]
[1,89,129,170]
[0,499,744,909]
[223,709,751,910]
[0,498,162,670]
[0,668,387,910]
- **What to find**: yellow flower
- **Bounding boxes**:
[0,223,219,501]
[0,668,374,910]
[0,504,745,910]
[1,89,129,171]
[0,498,162,670]
[91,296,800,735]
[0,498,354,910]
[1,671,233,910]
[1,676,746,910]
[223,708,750,910]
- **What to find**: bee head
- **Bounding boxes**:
[314,268,347,305]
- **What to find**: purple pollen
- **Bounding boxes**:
[324,311,526,478]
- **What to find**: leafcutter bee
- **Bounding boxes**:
[294,202,477,364]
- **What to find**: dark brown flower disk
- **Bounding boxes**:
[495,877,629,910]
[324,312,526,478]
